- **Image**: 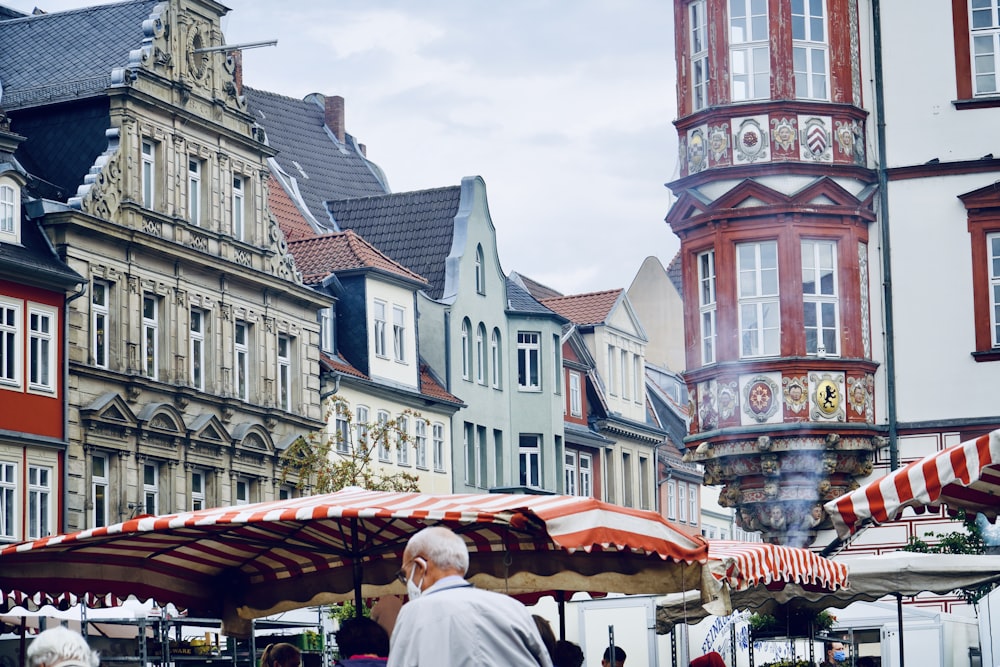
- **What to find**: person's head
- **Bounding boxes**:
[399,526,470,595]
[27,626,99,667]
[335,616,389,659]
[552,639,584,667]
[532,615,557,661]
[825,641,847,664]
[260,642,301,667]
[690,652,726,667]
[602,645,627,667]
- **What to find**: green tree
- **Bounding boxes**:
[903,510,995,604]
[280,396,421,493]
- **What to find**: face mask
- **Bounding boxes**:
[406,558,426,601]
[833,650,847,662]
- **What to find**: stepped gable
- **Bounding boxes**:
[325,186,462,301]
[541,289,623,326]
[0,1,158,109]
[244,87,389,225]
[288,230,427,287]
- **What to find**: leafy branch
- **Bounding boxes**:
[903,509,996,604]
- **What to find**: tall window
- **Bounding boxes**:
[569,371,582,417]
[519,434,541,487]
[0,299,20,386]
[464,422,478,486]
[232,175,245,241]
[972,0,1000,95]
[564,451,578,495]
[235,320,249,401]
[277,333,291,411]
[392,305,406,362]
[415,420,428,468]
[490,329,502,388]
[27,465,51,539]
[377,411,391,461]
[802,239,839,355]
[606,345,616,396]
[335,403,350,454]
[235,477,250,505]
[690,0,708,111]
[579,453,593,497]
[319,307,335,354]
[141,140,155,209]
[432,423,445,471]
[639,457,650,510]
[143,462,159,515]
[737,241,780,357]
[190,308,205,391]
[729,0,770,101]
[356,406,370,453]
[188,158,202,225]
[396,415,410,465]
[678,481,688,522]
[517,332,540,391]
[552,333,561,393]
[92,454,109,528]
[990,233,1000,346]
[622,452,634,508]
[28,306,55,392]
[632,354,641,402]
[475,244,485,294]
[461,319,471,380]
[0,462,13,538]
[142,294,159,380]
[92,280,109,369]
[475,324,486,384]
[688,483,699,525]
[792,0,829,100]
[374,301,387,358]
[0,184,14,236]
[191,469,205,511]
[698,249,717,364]
[620,349,630,400]
[667,480,677,520]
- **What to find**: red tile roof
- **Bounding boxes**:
[268,175,316,243]
[289,230,428,286]
[420,364,463,405]
[320,352,368,380]
[540,289,622,326]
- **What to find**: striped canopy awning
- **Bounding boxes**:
[0,487,707,635]
[824,430,1000,539]
[703,540,849,594]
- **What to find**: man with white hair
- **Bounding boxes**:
[27,626,100,667]
[387,525,552,667]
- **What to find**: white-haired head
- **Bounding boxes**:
[27,626,100,667]
[405,526,469,574]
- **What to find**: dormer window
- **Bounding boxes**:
[0,179,20,244]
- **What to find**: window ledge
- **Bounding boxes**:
[955,97,1000,110]
[972,349,1000,362]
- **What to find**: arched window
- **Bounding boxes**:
[475,244,486,294]
[491,328,502,388]
[461,319,471,380]
[476,323,486,384]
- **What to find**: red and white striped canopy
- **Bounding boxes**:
[824,430,1000,539]
[0,487,706,634]
[703,540,849,595]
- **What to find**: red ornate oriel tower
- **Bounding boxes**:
[667,0,881,545]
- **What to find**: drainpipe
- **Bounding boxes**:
[64,281,88,534]
[872,0,899,471]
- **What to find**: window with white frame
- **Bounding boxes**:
[475,244,485,294]
[319,307,335,355]
[475,324,486,384]
[0,182,17,242]
[190,308,206,391]
[490,328,501,388]
[397,415,410,465]
[277,333,291,411]
[235,476,250,505]
[92,280,109,369]
[232,175,245,241]
[335,403,350,454]
[698,249,717,364]
[0,462,13,538]
[0,299,21,387]
[620,349,629,400]
[552,334,561,393]
[579,453,592,497]
[461,319,471,380]
[28,305,55,393]
[415,420,428,468]
[392,305,406,362]
[688,483,699,524]
[142,294,159,380]
[464,422,477,486]
[569,371,582,417]
[235,320,249,401]
[678,481,688,522]
[432,423,445,471]
[639,456,650,510]
[729,0,770,101]
[517,332,540,391]
[606,344,616,396]
[141,140,156,209]
[279,485,294,501]
[667,480,677,520]
[92,454,109,528]
[143,462,159,515]
[632,354,641,402]
[690,0,708,111]
[622,452,634,508]
[802,239,839,355]
[564,451,578,495]
[27,465,51,539]
[972,0,1000,95]
[374,301,387,358]
[792,0,829,100]
[377,411,391,461]
[991,233,1000,346]
[738,241,780,357]
[188,158,202,225]
[356,406,370,453]
[519,434,541,487]
[191,469,205,511]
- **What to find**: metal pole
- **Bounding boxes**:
[896,593,905,667]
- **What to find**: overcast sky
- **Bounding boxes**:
[6,0,681,296]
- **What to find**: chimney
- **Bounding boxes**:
[232,49,243,96]
[325,95,345,144]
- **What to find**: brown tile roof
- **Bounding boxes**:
[268,175,316,243]
[289,230,428,287]
[420,364,463,405]
[540,289,622,326]
[320,352,367,380]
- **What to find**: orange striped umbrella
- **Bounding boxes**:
[0,487,706,635]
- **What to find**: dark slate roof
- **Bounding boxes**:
[325,186,462,301]
[505,276,563,319]
[0,6,29,21]
[0,0,158,109]
[509,271,563,300]
[243,87,390,225]
[666,250,683,295]
[0,210,84,290]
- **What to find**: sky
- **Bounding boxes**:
[5,0,682,296]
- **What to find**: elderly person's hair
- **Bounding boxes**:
[27,626,100,667]
[335,616,389,658]
[407,526,469,573]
